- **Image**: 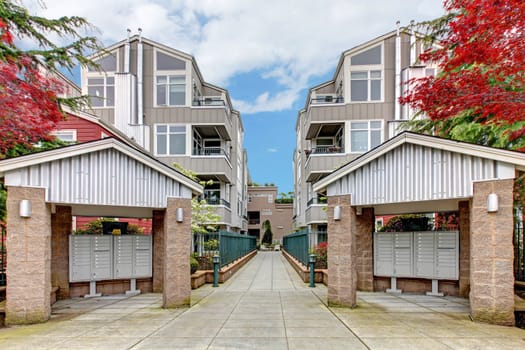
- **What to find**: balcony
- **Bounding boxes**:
[309,94,344,105]
[193,147,231,162]
[304,96,346,139]
[305,146,343,158]
[205,198,231,208]
[307,197,327,206]
[305,205,327,224]
[305,146,352,182]
[192,96,233,129]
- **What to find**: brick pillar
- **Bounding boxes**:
[51,206,72,300]
[6,186,51,325]
[163,197,192,308]
[458,201,470,298]
[152,210,165,293]
[470,179,514,326]
[327,194,357,307]
[356,207,374,291]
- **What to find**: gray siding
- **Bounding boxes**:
[305,154,354,181]
[328,143,498,205]
[7,148,184,207]
[160,155,233,182]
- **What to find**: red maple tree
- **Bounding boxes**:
[0,19,65,156]
[401,0,525,141]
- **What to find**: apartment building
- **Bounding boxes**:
[81,31,248,233]
[247,186,293,244]
[293,25,436,244]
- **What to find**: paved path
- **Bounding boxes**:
[1,251,525,349]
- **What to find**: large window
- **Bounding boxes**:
[86,53,117,107]
[87,76,114,107]
[349,45,382,102]
[155,50,186,106]
[350,120,382,153]
[156,75,185,106]
[155,124,186,155]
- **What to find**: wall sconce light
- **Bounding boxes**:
[19,200,32,218]
[176,207,184,222]
[334,205,341,221]
[487,193,499,213]
[356,207,363,216]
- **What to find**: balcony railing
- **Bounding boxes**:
[310,94,344,105]
[248,218,260,225]
[305,146,343,157]
[205,198,231,208]
[192,96,226,107]
[193,147,230,161]
[307,197,327,207]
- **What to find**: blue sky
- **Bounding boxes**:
[27,0,444,193]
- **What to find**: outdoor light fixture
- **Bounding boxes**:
[356,207,363,216]
[487,193,499,213]
[19,199,32,218]
[309,254,317,288]
[212,254,220,287]
[334,205,341,221]
[176,207,184,222]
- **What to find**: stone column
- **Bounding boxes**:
[163,197,192,308]
[6,186,52,325]
[327,194,357,307]
[356,207,374,292]
[152,210,165,293]
[458,201,470,298]
[470,179,514,326]
[51,206,72,300]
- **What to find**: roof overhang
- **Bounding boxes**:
[0,137,203,195]
[313,132,525,193]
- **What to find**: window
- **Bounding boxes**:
[350,120,382,152]
[156,51,185,71]
[87,76,115,107]
[88,54,117,72]
[155,50,186,106]
[52,130,77,142]
[316,138,334,146]
[156,75,185,106]
[155,124,186,155]
[349,45,382,102]
[204,182,221,205]
[350,70,381,101]
[86,52,117,107]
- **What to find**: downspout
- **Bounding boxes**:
[394,21,401,121]
[124,29,130,73]
[137,28,144,125]
[410,20,416,66]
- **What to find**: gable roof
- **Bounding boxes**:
[0,137,203,194]
[313,132,525,193]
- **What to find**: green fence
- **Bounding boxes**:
[283,229,309,267]
[199,231,256,268]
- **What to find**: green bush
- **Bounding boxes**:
[190,254,199,274]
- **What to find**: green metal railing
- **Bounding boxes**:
[283,229,309,267]
[203,231,256,268]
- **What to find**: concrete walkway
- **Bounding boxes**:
[1,252,525,349]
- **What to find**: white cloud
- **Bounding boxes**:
[267,148,279,153]
[24,0,444,114]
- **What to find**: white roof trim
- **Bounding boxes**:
[313,132,525,192]
[0,138,203,194]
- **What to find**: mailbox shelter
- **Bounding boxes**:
[313,132,525,326]
[0,138,203,325]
